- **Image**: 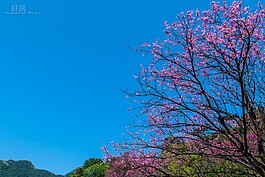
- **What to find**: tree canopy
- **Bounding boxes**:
[69,158,109,177]
[104,1,265,176]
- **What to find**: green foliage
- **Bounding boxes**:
[83,158,103,169]
[84,162,110,177]
[165,154,250,177]
[70,158,109,177]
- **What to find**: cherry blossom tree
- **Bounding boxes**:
[105,1,265,176]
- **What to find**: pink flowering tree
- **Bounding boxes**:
[105,1,265,176]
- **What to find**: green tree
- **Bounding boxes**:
[70,158,109,177]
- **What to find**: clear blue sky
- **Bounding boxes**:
[0,0,260,175]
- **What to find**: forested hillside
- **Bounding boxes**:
[0,160,64,177]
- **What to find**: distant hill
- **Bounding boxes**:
[0,160,64,177]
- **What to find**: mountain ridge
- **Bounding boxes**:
[0,160,65,177]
